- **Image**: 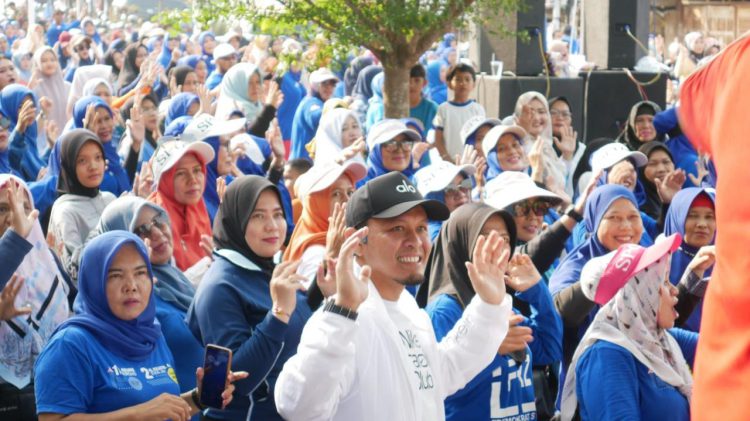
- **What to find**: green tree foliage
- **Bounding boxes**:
[198,0,523,117]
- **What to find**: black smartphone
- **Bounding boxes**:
[199,345,233,409]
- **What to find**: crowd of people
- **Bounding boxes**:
[0,5,724,421]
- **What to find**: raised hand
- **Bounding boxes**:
[336,137,366,164]
[335,227,371,311]
[506,254,542,292]
[0,274,32,321]
[655,168,687,204]
[528,138,545,183]
[688,157,710,187]
[169,75,181,96]
[410,142,431,168]
[39,96,53,116]
[82,103,100,134]
[264,81,284,108]
[498,314,533,355]
[16,100,36,134]
[552,126,577,160]
[459,144,478,166]
[316,257,338,299]
[133,161,154,198]
[216,177,227,203]
[6,179,38,238]
[196,83,212,115]
[465,231,509,305]
[266,120,285,163]
[45,120,60,148]
[325,202,347,259]
[126,97,146,148]
[270,260,307,323]
[687,245,716,279]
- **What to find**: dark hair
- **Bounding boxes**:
[447,63,476,82]
[410,64,426,79]
[285,158,313,174]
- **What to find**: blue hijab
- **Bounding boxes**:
[198,31,216,73]
[663,188,715,331]
[426,61,447,105]
[550,185,640,296]
[94,196,197,313]
[596,158,647,207]
[58,231,162,361]
[202,135,222,222]
[0,104,18,176]
[365,143,415,183]
[73,96,131,195]
[654,107,698,189]
[166,93,199,127]
[0,84,45,181]
[176,54,204,70]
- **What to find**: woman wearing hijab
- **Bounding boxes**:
[638,141,681,221]
[103,40,126,83]
[72,95,131,195]
[215,63,277,129]
[66,64,112,118]
[364,72,385,133]
[48,129,115,282]
[349,64,382,128]
[176,55,208,84]
[90,196,203,392]
[283,161,365,280]
[12,50,32,84]
[420,203,562,421]
[31,47,71,132]
[0,175,72,419]
[0,105,16,176]
[481,124,530,181]
[170,65,200,94]
[663,188,717,332]
[35,231,244,420]
[1,84,46,181]
[188,175,313,420]
[617,101,663,151]
[343,56,374,96]
[310,107,366,166]
[426,60,448,105]
[198,32,217,74]
[363,119,421,183]
[674,31,705,81]
[148,140,215,272]
[117,43,148,96]
[119,93,161,180]
[277,57,306,143]
[166,92,200,127]
[653,107,698,188]
[561,235,695,420]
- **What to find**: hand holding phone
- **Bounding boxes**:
[199,345,233,409]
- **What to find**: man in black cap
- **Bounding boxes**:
[275,171,513,421]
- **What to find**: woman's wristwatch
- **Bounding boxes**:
[191,388,206,410]
[565,205,583,222]
[323,298,358,321]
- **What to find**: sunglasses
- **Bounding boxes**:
[444,178,473,197]
[512,200,551,217]
[381,139,414,153]
[133,213,169,238]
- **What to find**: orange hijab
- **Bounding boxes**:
[148,152,213,271]
[283,182,340,262]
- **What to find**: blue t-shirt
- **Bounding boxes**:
[154,295,203,392]
[410,97,439,132]
[35,326,180,415]
[426,282,562,421]
[576,339,692,421]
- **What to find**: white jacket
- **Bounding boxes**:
[275,282,512,421]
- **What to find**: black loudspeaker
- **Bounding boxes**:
[494,76,585,133]
[469,0,545,76]
[584,0,649,69]
[580,70,668,142]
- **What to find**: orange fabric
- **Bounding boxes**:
[679,34,750,421]
[291,197,303,225]
[283,186,332,263]
[111,85,152,110]
[148,151,213,271]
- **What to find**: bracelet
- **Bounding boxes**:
[565,205,583,223]
[190,388,206,410]
[323,298,358,321]
[273,306,291,319]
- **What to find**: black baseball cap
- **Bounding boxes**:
[346,171,450,229]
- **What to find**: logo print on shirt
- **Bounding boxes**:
[396,180,417,194]
[128,376,143,391]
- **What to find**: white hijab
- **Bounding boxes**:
[313,107,365,166]
[32,47,71,131]
[560,252,693,420]
[66,64,113,117]
[0,175,70,389]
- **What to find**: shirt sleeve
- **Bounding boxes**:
[668,328,699,368]
[432,105,446,130]
[34,331,96,415]
[576,344,641,420]
[515,282,563,366]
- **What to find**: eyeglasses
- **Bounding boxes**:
[381,139,414,153]
[444,178,473,198]
[133,213,169,238]
[0,116,10,130]
[524,107,548,117]
[550,110,572,118]
[512,200,551,217]
[75,44,88,52]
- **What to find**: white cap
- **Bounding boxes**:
[460,116,502,145]
[213,43,237,60]
[182,114,246,143]
[294,161,367,200]
[591,143,648,172]
[366,119,422,150]
[151,140,215,188]
[414,160,476,196]
[219,30,242,43]
[309,68,339,85]
[481,124,527,159]
[229,133,266,165]
[485,171,562,210]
